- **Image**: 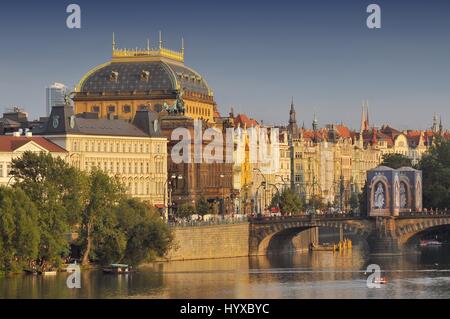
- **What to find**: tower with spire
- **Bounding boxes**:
[312,113,318,132]
[360,100,370,133]
[287,97,299,138]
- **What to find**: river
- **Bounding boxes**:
[1,244,450,299]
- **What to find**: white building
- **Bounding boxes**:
[0,133,68,186]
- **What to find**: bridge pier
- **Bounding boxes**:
[366,217,401,254]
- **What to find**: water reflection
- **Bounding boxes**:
[1,245,450,299]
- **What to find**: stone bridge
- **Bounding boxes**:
[249,213,450,255]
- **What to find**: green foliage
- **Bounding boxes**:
[381,153,412,169]
[11,151,88,267]
[270,188,304,214]
[176,203,196,218]
[196,196,211,216]
[0,187,40,272]
[419,138,450,209]
[308,195,325,211]
[349,192,360,211]
[4,151,173,271]
[123,213,173,265]
[81,169,124,265]
[359,181,368,216]
[92,198,173,265]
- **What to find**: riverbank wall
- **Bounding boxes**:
[164,222,250,261]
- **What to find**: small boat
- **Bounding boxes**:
[24,269,38,275]
[102,264,135,274]
[39,270,57,276]
[420,240,442,247]
[374,276,388,285]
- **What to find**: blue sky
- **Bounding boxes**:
[0,0,449,130]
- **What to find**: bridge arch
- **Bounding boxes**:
[396,217,450,245]
[249,218,371,256]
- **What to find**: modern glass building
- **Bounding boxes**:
[46,82,68,116]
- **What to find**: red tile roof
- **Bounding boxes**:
[335,124,352,138]
[0,136,67,153]
[234,114,259,128]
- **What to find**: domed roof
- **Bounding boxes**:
[77,60,211,96]
[371,165,394,171]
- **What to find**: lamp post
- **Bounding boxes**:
[220,174,225,215]
[164,174,183,221]
[275,175,290,191]
[6,175,14,187]
[253,168,267,214]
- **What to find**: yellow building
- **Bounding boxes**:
[41,105,168,207]
[73,33,216,123]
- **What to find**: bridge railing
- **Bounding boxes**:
[247,212,364,223]
[169,215,248,228]
[398,210,450,218]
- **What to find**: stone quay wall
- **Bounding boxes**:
[165,222,250,261]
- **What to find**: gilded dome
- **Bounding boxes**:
[77,60,211,96]
[75,34,213,98]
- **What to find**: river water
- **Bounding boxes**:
[1,244,450,299]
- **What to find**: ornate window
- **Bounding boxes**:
[373,182,386,209]
[92,106,100,113]
[400,182,408,208]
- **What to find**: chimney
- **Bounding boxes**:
[13,131,20,137]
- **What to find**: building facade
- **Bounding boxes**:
[40,105,168,207]
[287,102,446,210]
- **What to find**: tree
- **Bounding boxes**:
[359,181,368,216]
[92,198,173,266]
[80,169,124,265]
[11,151,88,268]
[419,137,450,209]
[349,192,359,212]
[381,153,412,169]
[196,196,211,216]
[270,188,304,215]
[176,204,195,219]
[0,187,40,272]
[122,206,173,265]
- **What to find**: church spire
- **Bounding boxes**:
[112,32,116,51]
[365,100,370,131]
[312,112,318,131]
[288,98,299,138]
[360,101,366,133]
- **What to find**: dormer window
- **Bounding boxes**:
[107,105,115,113]
[110,70,119,82]
[141,70,150,81]
[123,105,131,113]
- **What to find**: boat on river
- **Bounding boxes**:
[420,240,443,247]
[374,276,388,285]
[102,264,135,274]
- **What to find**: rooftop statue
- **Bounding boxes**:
[164,91,185,116]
